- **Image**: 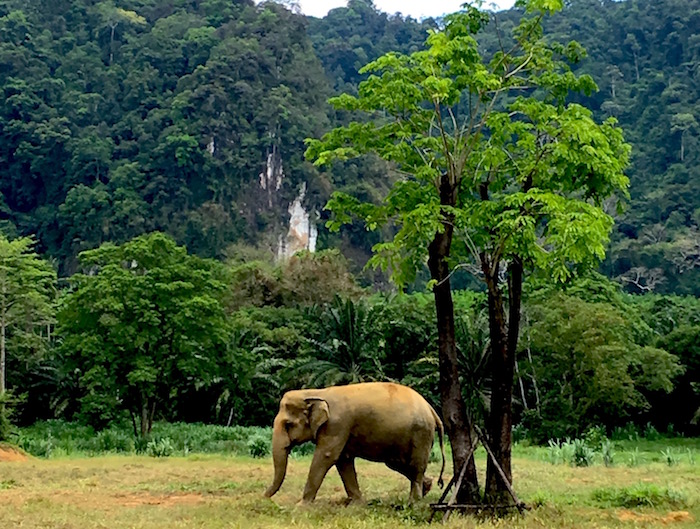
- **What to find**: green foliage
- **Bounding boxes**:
[146,437,175,458]
[0,235,56,429]
[591,483,688,509]
[0,392,15,441]
[16,420,274,457]
[661,447,680,466]
[228,250,363,309]
[601,439,615,467]
[626,447,643,467]
[583,426,607,450]
[612,422,641,442]
[572,439,595,467]
[310,2,629,288]
[290,295,385,387]
[0,0,331,270]
[519,293,683,440]
[58,233,230,436]
[644,423,662,441]
[247,435,271,458]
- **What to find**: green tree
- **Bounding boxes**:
[522,294,682,441]
[670,112,697,162]
[0,235,56,439]
[290,295,384,387]
[306,0,629,502]
[58,232,230,437]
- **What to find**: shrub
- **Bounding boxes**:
[94,430,135,453]
[601,439,615,467]
[612,422,639,441]
[247,435,270,458]
[17,421,274,457]
[592,483,687,508]
[583,425,607,450]
[0,393,15,442]
[18,435,54,458]
[661,448,680,466]
[529,490,552,508]
[147,437,174,457]
[572,439,595,467]
[626,447,643,467]
[291,441,316,458]
[546,439,563,465]
[643,423,662,441]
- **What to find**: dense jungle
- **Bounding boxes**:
[0,0,698,456]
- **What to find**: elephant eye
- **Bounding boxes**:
[283,420,293,431]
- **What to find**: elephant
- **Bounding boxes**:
[263,381,445,504]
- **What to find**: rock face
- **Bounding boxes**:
[257,144,316,260]
[277,182,317,260]
[259,145,284,208]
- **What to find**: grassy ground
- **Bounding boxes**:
[1,443,698,529]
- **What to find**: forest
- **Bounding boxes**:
[0,0,698,458]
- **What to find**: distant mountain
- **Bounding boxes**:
[0,0,697,293]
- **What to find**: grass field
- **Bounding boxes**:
[1,440,698,529]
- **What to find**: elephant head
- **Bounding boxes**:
[264,393,329,498]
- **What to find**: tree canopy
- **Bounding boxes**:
[58,232,230,436]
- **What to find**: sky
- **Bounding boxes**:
[298,1,517,19]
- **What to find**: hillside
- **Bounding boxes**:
[0,0,698,293]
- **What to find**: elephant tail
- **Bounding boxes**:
[432,407,446,488]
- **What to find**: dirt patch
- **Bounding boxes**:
[0,489,207,513]
[114,492,205,507]
[617,509,694,524]
[0,444,28,462]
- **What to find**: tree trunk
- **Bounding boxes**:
[109,23,117,66]
[129,409,138,438]
[0,314,5,396]
[681,131,685,162]
[428,177,480,502]
[140,391,149,438]
[148,400,156,435]
[484,258,522,503]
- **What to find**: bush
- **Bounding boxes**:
[546,439,564,465]
[0,392,17,442]
[147,437,174,457]
[291,441,315,458]
[601,439,615,467]
[18,435,54,458]
[626,447,644,467]
[17,421,274,457]
[612,422,640,441]
[572,439,595,467]
[661,448,680,466]
[583,426,607,450]
[247,435,270,458]
[643,423,662,441]
[592,483,687,508]
[94,430,135,453]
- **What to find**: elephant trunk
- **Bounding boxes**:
[264,420,290,498]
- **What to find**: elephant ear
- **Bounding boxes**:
[305,398,329,440]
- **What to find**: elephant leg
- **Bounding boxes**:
[386,460,426,502]
[336,456,362,502]
[302,443,344,503]
[422,476,433,496]
[409,469,426,502]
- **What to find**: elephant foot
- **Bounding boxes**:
[342,495,365,506]
[422,476,433,497]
